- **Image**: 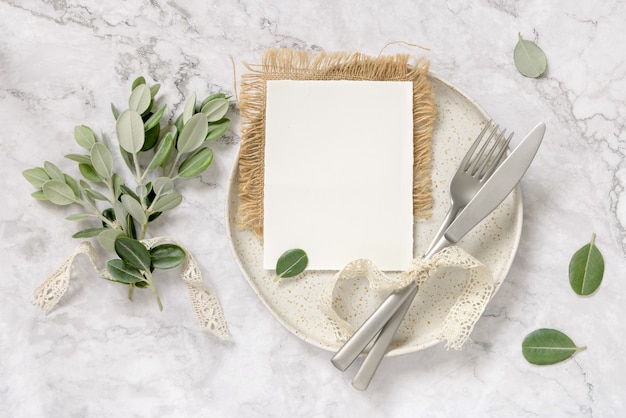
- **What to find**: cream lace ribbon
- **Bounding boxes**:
[321,246,494,350]
[32,237,230,341]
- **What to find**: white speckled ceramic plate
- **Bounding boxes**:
[226,74,523,355]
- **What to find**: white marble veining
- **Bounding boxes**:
[2,0,626,416]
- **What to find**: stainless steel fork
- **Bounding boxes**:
[331,121,513,390]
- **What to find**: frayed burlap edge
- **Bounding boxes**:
[238,49,436,238]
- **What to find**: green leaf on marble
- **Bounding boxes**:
[114,237,151,271]
[177,113,208,154]
[569,233,604,296]
[116,109,145,153]
[514,33,547,78]
[23,167,50,188]
[150,244,186,269]
[522,328,585,365]
[42,179,76,205]
[74,125,97,150]
[177,147,213,178]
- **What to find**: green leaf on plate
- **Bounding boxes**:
[177,113,208,154]
[514,33,547,78]
[42,179,76,205]
[569,233,604,296]
[177,147,213,178]
[116,109,145,153]
[275,248,309,280]
[522,328,585,365]
[150,244,186,269]
[106,258,145,284]
[114,237,151,271]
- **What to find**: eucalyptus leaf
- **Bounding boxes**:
[31,190,48,200]
[275,248,309,280]
[114,237,151,271]
[43,161,65,181]
[65,154,92,165]
[98,228,125,252]
[205,118,231,142]
[112,173,123,198]
[150,192,182,213]
[182,92,197,124]
[63,174,81,198]
[116,109,145,153]
[177,113,208,154]
[152,177,174,196]
[106,259,145,284]
[131,76,146,90]
[84,189,109,202]
[90,143,113,179]
[113,200,128,231]
[119,146,134,172]
[150,84,160,98]
[147,132,174,171]
[119,185,140,202]
[200,92,227,109]
[522,328,585,365]
[22,167,50,188]
[178,147,213,178]
[200,98,229,122]
[150,244,186,269]
[144,104,166,131]
[569,233,604,296]
[141,123,160,151]
[111,103,120,120]
[78,163,101,182]
[129,84,152,114]
[121,194,147,225]
[74,125,97,149]
[65,213,92,221]
[42,180,76,205]
[514,33,547,78]
[72,227,108,238]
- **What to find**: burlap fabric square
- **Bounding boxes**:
[238,49,436,238]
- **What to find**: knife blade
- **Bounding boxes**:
[331,122,546,384]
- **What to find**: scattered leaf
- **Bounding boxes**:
[522,328,585,365]
[514,33,547,78]
[569,233,604,296]
[275,248,309,280]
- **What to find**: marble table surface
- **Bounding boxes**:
[2,1,626,416]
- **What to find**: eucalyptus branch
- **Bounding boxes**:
[23,76,232,310]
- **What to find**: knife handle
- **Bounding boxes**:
[351,284,418,390]
[330,283,417,371]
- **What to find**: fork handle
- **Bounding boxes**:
[428,204,460,252]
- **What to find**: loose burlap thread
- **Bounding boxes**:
[238,49,436,238]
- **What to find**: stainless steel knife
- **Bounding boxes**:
[332,122,546,389]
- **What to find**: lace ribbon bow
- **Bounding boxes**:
[32,237,230,340]
[321,246,495,349]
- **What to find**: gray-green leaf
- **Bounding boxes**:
[152,177,174,196]
[275,248,309,280]
[79,163,103,183]
[144,104,166,131]
[200,98,229,122]
[177,113,208,154]
[147,132,174,171]
[129,83,152,114]
[72,227,108,238]
[150,192,182,213]
[74,125,97,149]
[569,233,604,296]
[514,33,547,78]
[121,194,147,225]
[522,328,585,365]
[114,237,151,271]
[65,154,93,165]
[90,143,113,179]
[177,147,213,178]
[182,92,197,124]
[205,118,231,142]
[116,109,145,153]
[97,228,125,252]
[23,167,50,188]
[43,161,65,181]
[42,180,76,205]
